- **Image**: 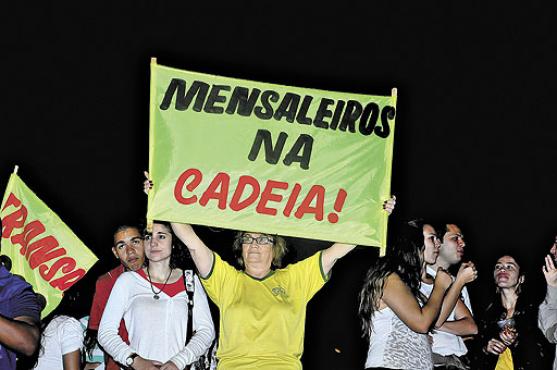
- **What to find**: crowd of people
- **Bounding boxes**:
[1,190,557,369]
[358,221,555,370]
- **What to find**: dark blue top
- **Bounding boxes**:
[0,265,40,370]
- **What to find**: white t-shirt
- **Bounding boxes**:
[420,266,473,357]
[34,315,84,370]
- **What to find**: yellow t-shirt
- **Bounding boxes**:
[201,251,328,370]
[495,347,514,370]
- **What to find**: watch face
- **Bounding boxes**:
[126,355,134,366]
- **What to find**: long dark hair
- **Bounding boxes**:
[473,254,552,369]
[482,253,526,324]
[358,219,426,338]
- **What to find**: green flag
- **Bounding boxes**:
[1,169,98,316]
[148,60,396,252]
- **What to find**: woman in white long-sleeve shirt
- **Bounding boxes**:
[99,221,215,370]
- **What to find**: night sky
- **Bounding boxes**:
[1,3,556,369]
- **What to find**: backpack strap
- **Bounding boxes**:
[184,269,195,342]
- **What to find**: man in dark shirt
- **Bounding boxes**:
[0,218,41,370]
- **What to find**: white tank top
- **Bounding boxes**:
[365,306,433,370]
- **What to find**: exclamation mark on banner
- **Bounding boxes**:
[327,189,347,224]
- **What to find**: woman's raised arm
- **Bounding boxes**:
[383,269,452,334]
[321,196,396,275]
[171,223,214,278]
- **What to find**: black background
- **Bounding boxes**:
[1,2,556,368]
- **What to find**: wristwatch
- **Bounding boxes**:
[125,353,138,367]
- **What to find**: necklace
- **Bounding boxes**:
[146,267,173,300]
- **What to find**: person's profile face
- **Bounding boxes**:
[422,224,440,265]
[440,224,465,265]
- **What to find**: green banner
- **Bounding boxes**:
[1,170,98,317]
[148,60,396,250]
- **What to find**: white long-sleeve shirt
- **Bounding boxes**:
[98,271,215,370]
[538,285,557,370]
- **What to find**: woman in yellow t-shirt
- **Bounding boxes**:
[144,173,396,369]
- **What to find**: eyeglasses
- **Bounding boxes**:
[241,235,274,245]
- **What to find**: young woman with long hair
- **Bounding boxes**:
[359,220,452,370]
[98,221,215,370]
[475,254,551,370]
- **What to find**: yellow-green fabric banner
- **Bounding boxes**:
[148,60,396,251]
[0,171,98,317]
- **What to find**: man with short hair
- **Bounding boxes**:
[87,225,145,370]
[0,218,41,370]
[428,224,477,369]
[538,235,557,370]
